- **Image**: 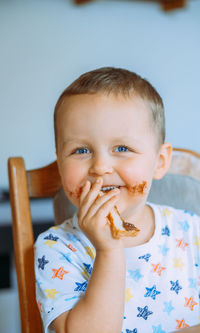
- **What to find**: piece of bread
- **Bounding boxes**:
[107,206,140,239]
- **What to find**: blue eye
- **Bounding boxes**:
[74,148,90,154]
[115,146,129,152]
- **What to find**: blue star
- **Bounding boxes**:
[36,278,42,286]
[158,244,169,256]
[128,269,143,282]
[66,233,79,242]
[161,226,170,236]
[126,330,137,333]
[137,305,153,320]
[144,285,161,300]
[178,220,190,232]
[59,252,72,263]
[184,210,194,216]
[74,281,88,292]
[44,233,59,241]
[188,278,198,289]
[152,324,166,333]
[163,300,174,315]
[170,280,182,294]
[38,255,49,270]
[64,296,79,301]
[83,263,93,275]
[138,254,151,262]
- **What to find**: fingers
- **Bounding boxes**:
[78,178,120,223]
[79,178,102,219]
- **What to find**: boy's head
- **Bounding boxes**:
[54,67,172,215]
[54,67,165,151]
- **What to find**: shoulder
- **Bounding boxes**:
[149,202,200,235]
[35,214,96,263]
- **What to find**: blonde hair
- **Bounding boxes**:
[54,67,165,149]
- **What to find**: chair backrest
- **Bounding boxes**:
[8,148,200,333]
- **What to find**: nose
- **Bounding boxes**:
[88,154,113,177]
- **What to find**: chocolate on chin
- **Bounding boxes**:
[107,206,140,239]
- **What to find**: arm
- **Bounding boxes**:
[53,178,126,333]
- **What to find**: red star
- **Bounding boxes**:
[68,244,77,252]
[184,296,198,311]
[176,238,189,251]
[176,318,189,329]
[151,263,166,276]
[52,266,68,280]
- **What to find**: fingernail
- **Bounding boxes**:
[96,178,101,183]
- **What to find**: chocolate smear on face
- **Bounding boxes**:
[128,181,147,194]
[123,221,140,232]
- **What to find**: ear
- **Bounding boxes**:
[153,142,173,180]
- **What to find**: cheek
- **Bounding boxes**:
[118,159,153,193]
[59,161,84,203]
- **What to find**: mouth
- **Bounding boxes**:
[100,185,121,192]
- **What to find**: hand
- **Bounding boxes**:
[78,177,123,252]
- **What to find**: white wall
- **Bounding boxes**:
[1,0,200,188]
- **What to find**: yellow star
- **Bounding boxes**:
[125,288,134,303]
[45,288,59,299]
[43,240,57,248]
[81,268,90,280]
[194,237,200,250]
[173,258,184,271]
[162,208,172,216]
[50,226,60,231]
[85,246,95,260]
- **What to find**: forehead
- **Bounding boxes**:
[56,93,154,144]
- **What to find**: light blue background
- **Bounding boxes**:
[1,0,200,188]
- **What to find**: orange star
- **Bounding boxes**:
[68,244,77,252]
[176,318,189,329]
[176,238,189,251]
[184,296,198,311]
[151,263,166,276]
[52,266,68,280]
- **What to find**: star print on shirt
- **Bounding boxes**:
[126,329,137,333]
[137,305,153,320]
[44,233,59,241]
[138,253,151,262]
[161,226,170,236]
[74,281,88,292]
[173,258,184,271]
[158,244,169,256]
[188,278,198,289]
[178,221,190,232]
[59,252,72,263]
[162,208,172,216]
[163,300,174,315]
[85,246,95,260]
[184,210,194,216]
[81,263,93,279]
[128,269,144,282]
[170,280,182,294]
[151,263,166,276]
[176,238,189,251]
[144,285,161,300]
[66,232,79,242]
[125,288,134,303]
[184,296,198,311]
[152,324,166,333]
[52,266,69,280]
[45,288,59,299]
[176,318,189,329]
[194,236,200,250]
[38,255,49,270]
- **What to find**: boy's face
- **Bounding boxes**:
[56,93,164,220]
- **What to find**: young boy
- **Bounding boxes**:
[35,67,200,333]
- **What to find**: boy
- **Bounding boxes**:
[35,67,200,333]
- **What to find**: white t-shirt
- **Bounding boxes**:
[34,203,200,333]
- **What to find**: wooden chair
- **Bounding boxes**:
[8,148,200,333]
